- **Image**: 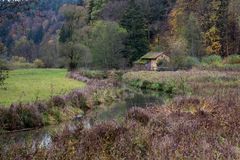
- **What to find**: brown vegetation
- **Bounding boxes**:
[3,89,240,159]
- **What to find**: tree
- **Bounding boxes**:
[60,41,91,70]
[218,0,229,56]
[120,0,149,64]
[90,21,127,69]
[13,36,35,61]
[40,37,63,68]
[0,42,8,88]
[59,24,73,43]
[58,4,90,70]
[227,0,240,55]
[184,13,203,57]
[87,0,108,22]
[202,0,222,55]
[28,26,44,44]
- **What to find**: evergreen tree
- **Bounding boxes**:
[28,26,44,44]
[59,24,73,43]
[217,0,229,56]
[120,0,149,64]
[87,0,94,23]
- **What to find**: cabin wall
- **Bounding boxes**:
[133,64,148,71]
[150,60,158,71]
[133,62,152,71]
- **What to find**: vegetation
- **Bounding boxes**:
[90,21,127,69]
[120,0,149,63]
[3,89,240,159]
[0,69,129,131]
[1,0,240,159]
[78,69,108,79]
[0,44,8,88]
[123,70,240,96]
[0,69,85,106]
[0,68,8,88]
[1,0,240,69]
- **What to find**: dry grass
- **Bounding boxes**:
[3,89,240,159]
[123,69,240,96]
[123,70,240,83]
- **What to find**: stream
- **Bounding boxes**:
[0,88,170,152]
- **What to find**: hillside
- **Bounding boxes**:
[0,0,82,65]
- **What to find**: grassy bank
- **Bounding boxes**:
[0,69,85,106]
[123,70,240,96]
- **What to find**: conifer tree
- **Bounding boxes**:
[120,0,149,64]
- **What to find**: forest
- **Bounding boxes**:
[0,0,240,159]
[0,0,240,70]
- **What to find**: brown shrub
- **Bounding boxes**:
[50,96,66,108]
[126,108,152,126]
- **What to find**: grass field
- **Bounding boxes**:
[0,69,85,106]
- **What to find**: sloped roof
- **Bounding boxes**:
[134,59,148,64]
[141,52,165,60]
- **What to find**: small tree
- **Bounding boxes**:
[40,36,64,68]
[0,66,8,87]
[13,36,35,61]
[60,41,91,70]
[0,42,8,88]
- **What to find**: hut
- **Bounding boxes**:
[134,52,170,71]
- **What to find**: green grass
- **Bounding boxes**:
[0,69,85,106]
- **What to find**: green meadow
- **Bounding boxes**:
[0,69,85,106]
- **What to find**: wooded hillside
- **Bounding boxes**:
[1,0,240,69]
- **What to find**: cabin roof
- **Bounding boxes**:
[141,52,165,60]
[134,52,169,65]
[134,59,148,64]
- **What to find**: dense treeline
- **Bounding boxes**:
[0,0,240,70]
[58,0,174,69]
[0,0,81,67]
[58,0,240,69]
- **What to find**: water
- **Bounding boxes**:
[0,88,169,152]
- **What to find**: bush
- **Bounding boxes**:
[11,56,27,63]
[0,59,8,70]
[16,105,43,128]
[80,69,108,79]
[0,60,8,87]
[223,54,240,64]
[201,55,222,65]
[171,55,200,70]
[2,104,43,130]
[69,91,88,111]
[50,96,66,108]
[8,56,35,69]
[186,56,200,67]
[33,59,45,68]
[127,108,151,125]
[92,88,124,105]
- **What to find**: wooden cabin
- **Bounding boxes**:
[134,52,170,71]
